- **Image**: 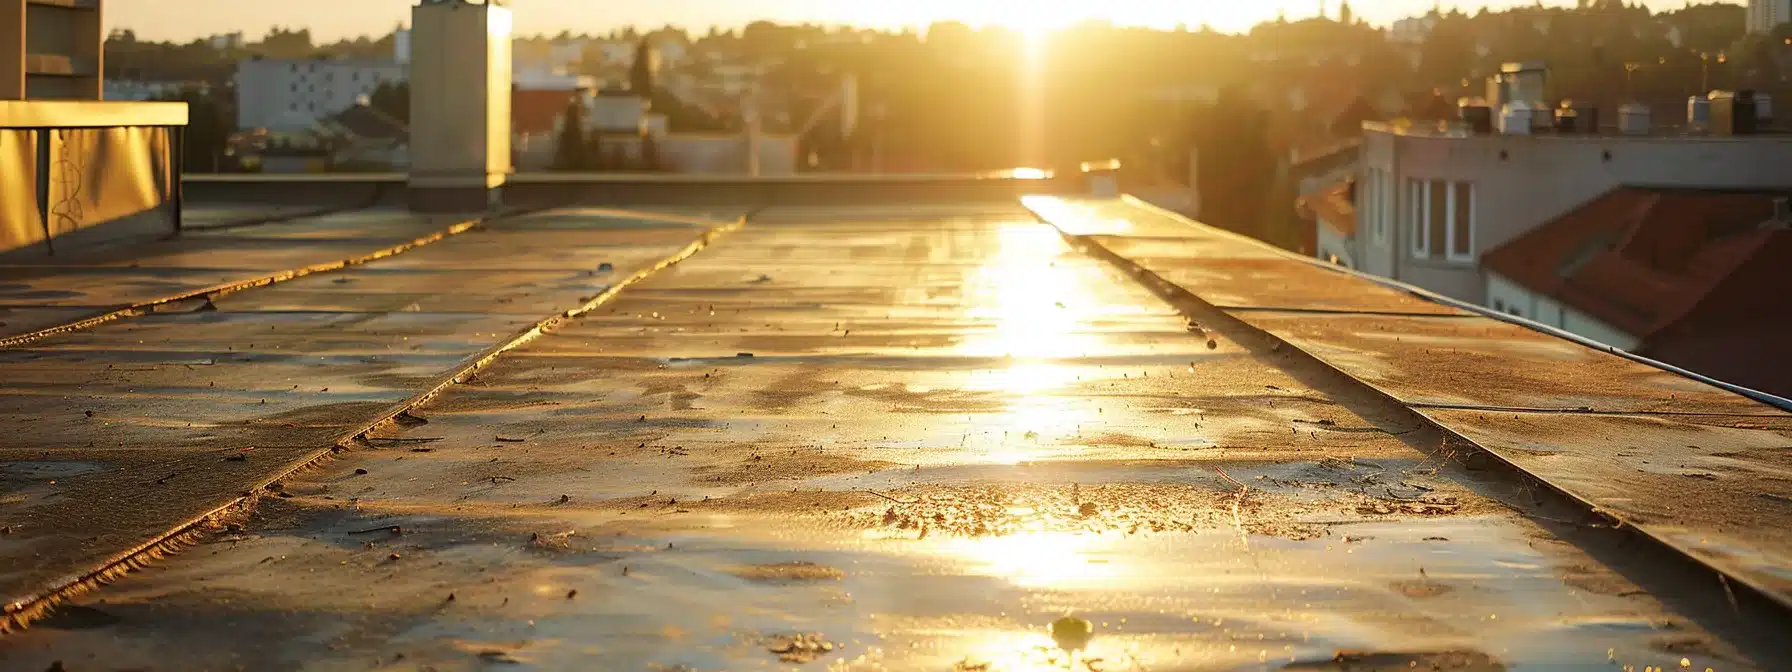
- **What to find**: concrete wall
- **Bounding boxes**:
[657,134,798,175]
[0,124,177,258]
[514,131,555,171]
[409,0,511,190]
[1363,125,1792,303]
[235,60,405,132]
[499,175,1084,209]
[2,0,103,101]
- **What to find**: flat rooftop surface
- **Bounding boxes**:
[0,199,1788,669]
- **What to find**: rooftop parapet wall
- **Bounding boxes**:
[0,100,188,257]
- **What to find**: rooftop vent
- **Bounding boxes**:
[1500,101,1535,135]
[1688,94,1711,133]
[1458,98,1494,134]
[1618,103,1651,135]
[1554,100,1598,134]
[1710,90,1759,136]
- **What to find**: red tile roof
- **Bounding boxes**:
[1482,188,1792,397]
[513,90,580,136]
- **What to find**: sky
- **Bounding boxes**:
[106,0,1740,42]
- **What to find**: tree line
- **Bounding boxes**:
[117,2,1776,247]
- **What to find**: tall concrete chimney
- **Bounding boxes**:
[408,0,512,212]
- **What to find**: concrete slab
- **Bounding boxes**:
[7,204,1770,668]
[0,210,717,622]
[1028,196,1792,619]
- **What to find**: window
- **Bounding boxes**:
[1448,182,1475,262]
[1408,178,1476,263]
[1408,178,1428,257]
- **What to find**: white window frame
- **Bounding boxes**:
[1446,182,1476,263]
[1408,177,1429,258]
[1375,169,1391,244]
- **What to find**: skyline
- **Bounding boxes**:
[107,0,1742,42]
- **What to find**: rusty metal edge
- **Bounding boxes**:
[0,209,748,633]
[0,210,488,350]
[1028,196,1792,616]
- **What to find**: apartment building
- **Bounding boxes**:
[1352,121,1791,301]
[1749,0,1792,34]
[234,58,407,132]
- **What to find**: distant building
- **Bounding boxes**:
[208,32,245,51]
[1348,120,1792,299]
[103,80,185,102]
[234,58,406,132]
[394,29,412,66]
[318,103,410,170]
[1,0,104,99]
[1387,13,1438,45]
[1749,0,1792,34]
[511,72,594,170]
[1288,82,1792,396]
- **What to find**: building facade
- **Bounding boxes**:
[234,59,406,132]
[1354,124,1792,305]
[1,0,104,100]
[1749,0,1792,34]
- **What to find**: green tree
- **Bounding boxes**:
[1190,86,1275,240]
[368,81,410,124]
[162,87,231,173]
[554,101,588,171]
[1330,95,1380,138]
[630,40,657,95]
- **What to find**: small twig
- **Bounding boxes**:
[1215,467,1248,491]
[1215,467,1251,551]
[348,525,404,536]
[861,489,919,505]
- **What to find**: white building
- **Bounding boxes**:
[1749,0,1792,34]
[234,59,406,132]
[103,80,184,102]
[710,63,765,97]
[1350,120,1792,300]
[208,32,245,51]
[1387,13,1438,45]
